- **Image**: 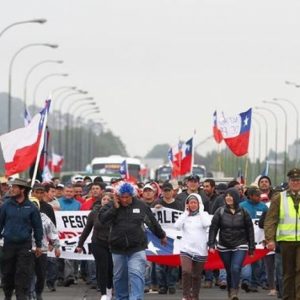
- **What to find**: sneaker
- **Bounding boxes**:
[100,296,107,300]
[219,280,227,290]
[249,286,258,292]
[158,287,168,294]
[64,278,75,287]
[106,288,113,300]
[144,286,150,293]
[168,287,176,294]
[267,289,277,296]
[203,281,213,288]
[241,281,250,293]
[151,284,158,292]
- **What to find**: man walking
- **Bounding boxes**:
[0,178,43,300]
[99,182,167,300]
[264,168,300,300]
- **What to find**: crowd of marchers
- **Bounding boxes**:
[0,168,299,300]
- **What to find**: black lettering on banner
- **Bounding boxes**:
[62,216,69,227]
[163,210,171,223]
[75,215,84,228]
[157,211,163,223]
[69,216,76,228]
[172,211,180,223]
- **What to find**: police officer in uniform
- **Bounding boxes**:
[264,168,300,300]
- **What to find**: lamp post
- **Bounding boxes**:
[255,106,279,184]
[263,100,288,177]
[285,81,300,88]
[66,102,96,171]
[274,97,299,165]
[254,111,268,161]
[32,73,68,111]
[23,59,63,108]
[57,90,88,154]
[252,117,262,170]
[0,19,47,38]
[51,86,76,97]
[8,42,58,131]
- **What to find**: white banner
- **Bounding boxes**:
[51,208,265,260]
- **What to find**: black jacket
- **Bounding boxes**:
[99,197,166,254]
[208,205,255,254]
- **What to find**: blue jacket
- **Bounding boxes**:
[0,197,43,247]
[239,199,268,219]
[58,197,81,211]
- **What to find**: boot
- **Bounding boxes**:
[230,288,239,300]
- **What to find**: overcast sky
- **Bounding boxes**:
[1,0,300,160]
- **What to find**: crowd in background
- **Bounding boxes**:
[0,169,299,300]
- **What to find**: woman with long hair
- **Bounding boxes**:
[76,192,114,300]
[208,188,255,300]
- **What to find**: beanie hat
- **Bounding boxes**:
[258,176,272,186]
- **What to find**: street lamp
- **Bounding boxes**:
[274,98,299,165]
[8,42,58,131]
[255,106,279,184]
[252,117,262,168]
[51,86,76,97]
[65,102,96,170]
[32,73,68,110]
[254,111,268,161]
[263,100,288,177]
[0,18,47,38]
[23,59,63,108]
[57,90,88,153]
[285,81,300,88]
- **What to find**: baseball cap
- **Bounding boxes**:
[186,174,200,182]
[142,184,155,192]
[56,183,65,189]
[162,182,173,191]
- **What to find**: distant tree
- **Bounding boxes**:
[145,144,170,162]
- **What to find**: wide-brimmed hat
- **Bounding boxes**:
[8,178,31,189]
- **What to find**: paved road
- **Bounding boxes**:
[0,280,279,299]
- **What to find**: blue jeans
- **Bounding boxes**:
[112,250,146,300]
[219,250,247,290]
[156,265,178,289]
[241,264,252,284]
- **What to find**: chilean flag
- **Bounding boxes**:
[146,229,268,269]
[180,137,193,175]
[168,137,193,177]
[218,108,252,157]
[213,110,223,144]
[120,160,129,180]
[0,101,50,176]
[48,153,64,173]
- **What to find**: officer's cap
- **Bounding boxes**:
[287,168,300,179]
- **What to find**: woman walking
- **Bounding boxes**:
[76,192,114,300]
[174,193,212,300]
[208,188,255,300]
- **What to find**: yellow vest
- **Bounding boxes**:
[276,191,300,241]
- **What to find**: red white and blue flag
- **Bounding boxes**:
[48,153,64,173]
[168,137,194,177]
[218,108,252,157]
[212,110,223,144]
[119,159,130,180]
[0,100,50,176]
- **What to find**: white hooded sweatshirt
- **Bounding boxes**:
[174,193,212,257]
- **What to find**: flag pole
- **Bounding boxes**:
[244,154,249,185]
[31,100,50,187]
